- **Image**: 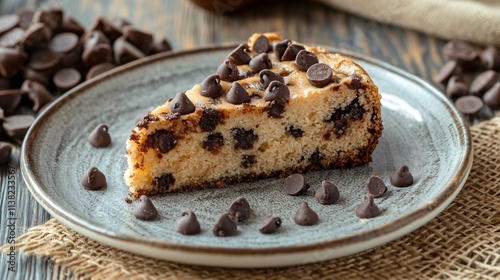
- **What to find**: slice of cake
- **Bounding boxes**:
[125,33,383,197]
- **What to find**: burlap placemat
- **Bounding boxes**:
[3,118,500,279]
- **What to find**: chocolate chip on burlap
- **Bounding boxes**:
[0,141,12,165]
[81,166,107,190]
[132,195,159,221]
[213,212,238,237]
[228,43,251,65]
[199,74,223,98]
[365,176,387,198]
[216,59,239,82]
[259,69,284,89]
[0,89,22,115]
[483,82,500,109]
[434,60,462,85]
[469,70,498,96]
[355,194,380,219]
[257,216,282,234]
[88,124,112,148]
[446,75,468,99]
[294,202,319,226]
[296,50,319,72]
[168,91,195,115]
[20,80,54,112]
[284,173,309,196]
[228,197,251,222]
[86,62,115,80]
[0,14,19,36]
[307,63,332,87]
[226,82,250,105]
[252,34,271,54]
[315,180,340,205]
[455,95,484,117]
[390,164,414,187]
[175,210,201,235]
[249,52,272,73]
[20,23,52,51]
[53,68,81,92]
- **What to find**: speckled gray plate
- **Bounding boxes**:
[21,44,472,268]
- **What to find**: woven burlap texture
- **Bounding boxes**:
[3,118,500,279]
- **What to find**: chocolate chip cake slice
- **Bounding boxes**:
[125,33,382,197]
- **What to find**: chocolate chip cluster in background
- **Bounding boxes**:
[435,41,500,123]
[0,7,172,163]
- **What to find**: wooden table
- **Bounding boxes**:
[0,0,448,278]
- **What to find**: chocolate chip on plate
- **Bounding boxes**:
[213,212,238,237]
[446,75,468,99]
[0,142,12,165]
[365,176,387,198]
[2,114,35,142]
[315,180,340,204]
[132,195,159,221]
[259,69,284,90]
[226,82,250,105]
[22,68,49,87]
[216,59,239,82]
[253,34,271,54]
[228,197,251,222]
[296,50,319,72]
[176,210,201,235]
[257,216,282,234]
[169,91,195,115]
[0,89,23,114]
[273,39,291,61]
[469,70,498,96]
[306,63,332,88]
[281,43,305,61]
[199,74,223,98]
[483,82,500,109]
[480,45,500,70]
[294,202,319,226]
[88,124,112,147]
[86,62,115,80]
[249,52,272,73]
[21,79,55,112]
[264,80,290,102]
[228,43,251,65]
[390,164,414,187]
[0,47,27,78]
[455,95,484,116]
[284,173,309,196]
[81,166,107,190]
[53,68,81,92]
[434,60,462,85]
[355,194,380,219]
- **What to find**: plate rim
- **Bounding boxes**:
[20,43,473,262]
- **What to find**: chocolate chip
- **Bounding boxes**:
[257,216,281,234]
[20,23,51,50]
[199,74,223,98]
[267,99,286,118]
[365,176,387,198]
[228,197,251,222]
[113,36,145,65]
[355,194,380,219]
[27,49,59,71]
[199,108,223,131]
[0,47,27,78]
[48,32,79,54]
[33,9,63,31]
[483,82,500,109]
[53,68,81,92]
[284,173,309,196]
[153,173,175,190]
[285,124,303,138]
[88,17,122,42]
[176,210,201,235]
[216,59,239,82]
[123,26,153,54]
[21,80,54,112]
[0,142,12,165]
[16,8,34,29]
[455,95,484,116]
[232,127,258,150]
[446,75,468,99]
[296,50,318,72]
[315,180,340,205]
[0,28,25,48]
[390,164,414,187]
[82,43,113,68]
[59,16,85,36]
[259,69,284,90]
[241,154,255,168]
[306,63,332,88]
[253,34,271,54]
[0,89,22,114]
[132,195,159,221]
[22,68,49,86]
[294,202,319,226]
[2,115,34,142]
[480,46,500,70]
[273,39,291,61]
[83,30,110,49]
[281,43,305,61]
[226,82,250,104]
[202,132,224,152]
[0,14,19,36]
[169,91,195,115]
[264,81,290,102]
[86,62,115,80]
[470,70,498,96]
[228,43,251,65]
[149,38,172,55]
[88,124,112,148]
[81,166,107,190]
[442,40,478,66]
[147,129,177,153]
[213,212,238,237]
[434,60,462,85]
[249,53,272,73]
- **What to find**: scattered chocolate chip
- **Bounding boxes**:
[273,39,291,61]
[257,216,281,234]
[315,180,340,204]
[2,115,35,142]
[0,89,22,114]
[264,80,290,102]
[259,69,284,90]
[53,68,81,92]
[153,173,175,190]
[176,210,201,235]
[285,124,303,138]
[147,129,177,153]
[241,154,255,168]
[213,212,238,237]
[83,30,110,50]
[20,23,51,51]
[169,91,195,115]
[21,80,54,112]
[0,47,27,78]
[455,95,484,116]
[355,194,380,219]
[113,36,145,65]
[86,62,115,80]
[88,124,112,147]
[216,59,239,82]
[59,16,85,36]
[199,108,223,131]
[281,44,305,61]
[232,127,258,150]
[82,44,113,68]
[306,63,332,88]
[483,82,500,109]
[0,27,25,48]
[149,38,172,55]
[294,202,319,226]
[81,166,107,190]
[0,14,19,36]
[48,32,79,54]
[480,45,500,70]
[442,40,478,66]
[33,9,62,30]
[228,197,251,222]
[284,173,309,196]
[22,68,49,86]
[469,70,498,96]
[202,132,224,152]
[199,74,223,98]
[253,34,271,54]
[390,164,414,187]
[226,82,250,104]
[434,60,462,85]
[249,52,272,73]
[446,75,468,99]
[0,142,12,165]
[228,43,251,65]
[133,195,159,221]
[365,176,387,198]
[296,50,319,72]
[123,26,153,54]
[88,17,122,42]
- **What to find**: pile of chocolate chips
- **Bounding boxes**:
[435,41,500,122]
[0,8,172,149]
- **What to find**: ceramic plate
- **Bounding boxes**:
[21,45,472,268]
